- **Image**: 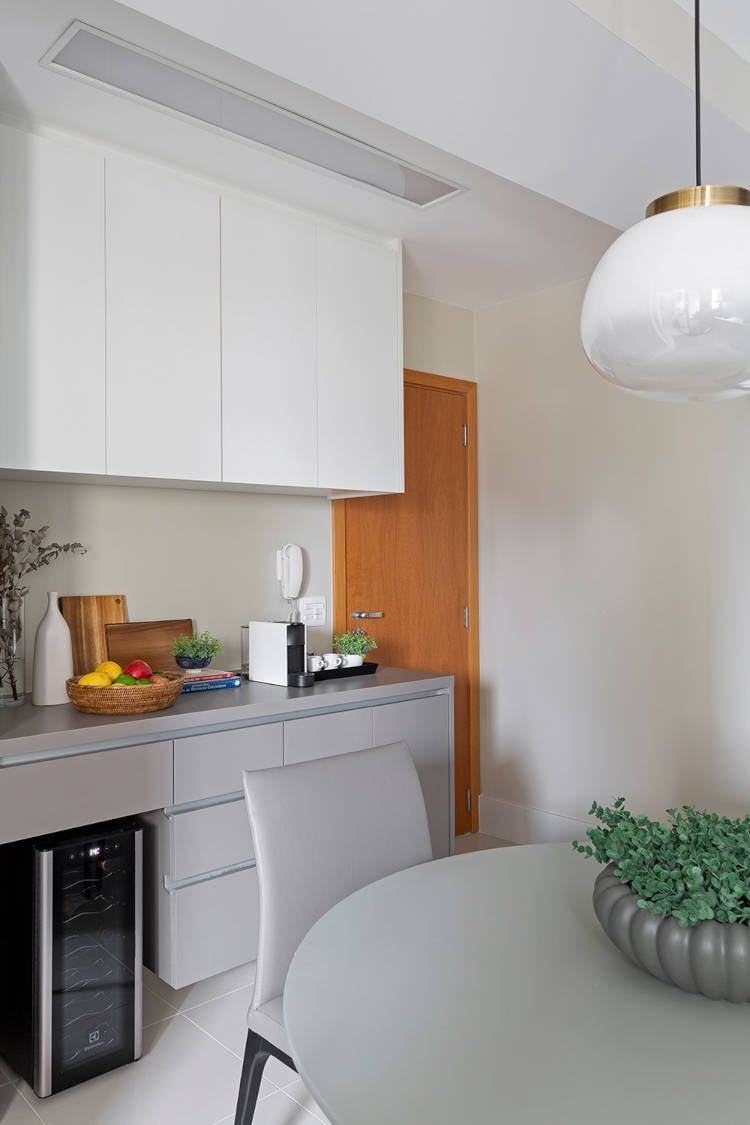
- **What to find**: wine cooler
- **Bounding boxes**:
[0,819,142,1097]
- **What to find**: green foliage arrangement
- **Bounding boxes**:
[573,797,750,928]
[170,631,223,660]
[333,628,378,657]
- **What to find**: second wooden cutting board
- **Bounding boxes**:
[105,619,193,674]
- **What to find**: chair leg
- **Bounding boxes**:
[234,1030,296,1125]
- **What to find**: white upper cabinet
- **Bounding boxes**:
[317,228,403,494]
[0,125,402,494]
[0,125,105,474]
[105,158,221,481]
[221,197,317,487]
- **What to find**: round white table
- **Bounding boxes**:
[284,843,750,1125]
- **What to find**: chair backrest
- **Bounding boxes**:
[243,740,433,1010]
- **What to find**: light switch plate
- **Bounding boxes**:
[298,596,327,628]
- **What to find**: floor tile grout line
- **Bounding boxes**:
[14,1081,47,1125]
[176,1013,284,1104]
[175,982,253,1014]
[283,1086,330,1125]
[179,1010,256,1067]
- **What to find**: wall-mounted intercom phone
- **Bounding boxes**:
[277,543,303,600]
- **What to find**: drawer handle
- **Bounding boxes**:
[352,610,383,619]
[163,858,256,894]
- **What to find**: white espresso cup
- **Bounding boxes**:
[306,654,324,673]
[322,653,343,670]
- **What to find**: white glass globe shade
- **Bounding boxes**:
[581,204,750,400]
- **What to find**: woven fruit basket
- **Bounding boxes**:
[66,672,185,715]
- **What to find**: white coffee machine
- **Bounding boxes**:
[246,621,314,688]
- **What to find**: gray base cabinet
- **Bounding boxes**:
[142,692,452,989]
[372,695,452,860]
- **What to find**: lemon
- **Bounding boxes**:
[95,660,122,682]
[78,671,111,687]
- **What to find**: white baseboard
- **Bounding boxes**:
[478,794,589,845]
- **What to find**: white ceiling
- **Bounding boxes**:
[674,0,750,64]
[3,0,750,309]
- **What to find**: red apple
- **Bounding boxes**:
[125,659,152,679]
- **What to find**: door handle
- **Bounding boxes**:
[352,610,383,619]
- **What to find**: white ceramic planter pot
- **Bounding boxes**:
[340,655,364,668]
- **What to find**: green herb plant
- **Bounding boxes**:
[332,628,378,657]
[573,797,750,928]
[170,631,223,660]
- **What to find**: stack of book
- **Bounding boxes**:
[180,669,242,694]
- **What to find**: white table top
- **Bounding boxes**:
[283,843,750,1125]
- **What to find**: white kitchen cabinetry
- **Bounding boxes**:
[105,157,221,481]
[221,196,318,487]
[221,198,403,495]
[317,227,403,493]
[0,124,105,474]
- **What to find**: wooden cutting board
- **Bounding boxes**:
[60,594,129,676]
[105,619,193,674]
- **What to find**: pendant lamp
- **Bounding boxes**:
[581,0,750,401]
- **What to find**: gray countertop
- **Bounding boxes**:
[0,668,453,765]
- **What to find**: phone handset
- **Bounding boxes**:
[277,544,304,620]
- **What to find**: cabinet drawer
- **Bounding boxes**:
[174,724,283,804]
[156,868,258,990]
[0,742,173,845]
[283,708,372,765]
[170,801,252,881]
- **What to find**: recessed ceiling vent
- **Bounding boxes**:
[42,22,462,207]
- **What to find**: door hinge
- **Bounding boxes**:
[466,787,472,813]
[464,606,469,629]
[462,423,468,447]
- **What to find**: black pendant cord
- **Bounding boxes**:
[695,0,702,186]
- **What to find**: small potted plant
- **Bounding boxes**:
[332,628,377,668]
[170,631,223,670]
[573,797,750,1002]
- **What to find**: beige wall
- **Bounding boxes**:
[403,292,474,380]
[2,480,332,680]
[4,291,472,688]
[475,278,750,837]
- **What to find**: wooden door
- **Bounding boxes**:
[333,370,479,835]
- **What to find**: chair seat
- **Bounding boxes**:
[247,997,290,1057]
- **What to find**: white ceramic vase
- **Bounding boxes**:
[32,592,74,706]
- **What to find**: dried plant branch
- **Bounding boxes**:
[0,509,87,697]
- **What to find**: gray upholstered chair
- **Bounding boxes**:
[234,741,433,1125]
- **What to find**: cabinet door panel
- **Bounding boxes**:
[153,868,258,989]
[283,708,372,765]
[0,741,173,845]
[105,158,221,481]
[0,125,105,473]
[372,696,452,858]
[171,801,253,880]
[317,229,402,493]
[174,724,283,805]
[222,197,317,486]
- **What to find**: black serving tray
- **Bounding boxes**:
[314,662,378,682]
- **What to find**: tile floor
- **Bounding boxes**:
[0,832,514,1125]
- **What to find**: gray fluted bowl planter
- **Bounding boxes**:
[593,863,750,1003]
